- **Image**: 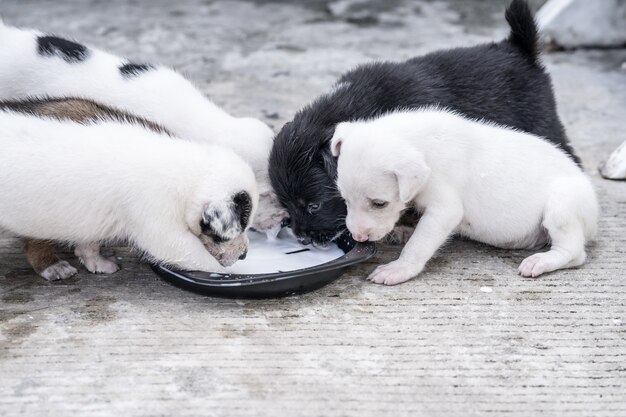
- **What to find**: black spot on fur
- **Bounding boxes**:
[212,234,225,244]
[269,0,580,246]
[119,63,153,78]
[37,36,88,63]
[199,217,225,243]
[200,218,212,235]
[233,192,252,230]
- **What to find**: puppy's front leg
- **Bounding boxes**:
[138,230,225,273]
[369,197,463,286]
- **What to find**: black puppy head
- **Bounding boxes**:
[269,121,347,245]
[200,191,253,242]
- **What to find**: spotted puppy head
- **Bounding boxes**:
[198,191,253,266]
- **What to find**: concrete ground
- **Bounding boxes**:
[1,1,625,416]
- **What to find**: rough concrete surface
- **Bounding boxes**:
[0,1,625,416]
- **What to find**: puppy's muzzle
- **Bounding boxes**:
[199,233,249,267]
[297,236,312,245]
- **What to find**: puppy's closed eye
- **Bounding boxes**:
[307,202,321,213]
[370,199,389,209]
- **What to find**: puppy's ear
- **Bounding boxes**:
[319,147,337,177]
[200,191,252,241]
[330,135,342,157]
[232,191,253,230]
[314,126,339,176]
[393,150,431,203]
[329,123,349,157]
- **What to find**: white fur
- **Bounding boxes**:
[40,260,77,281]
[74,242,120,274]
[332,109,598,285]
[0,111,258,272]
[600,140,626,180]
[0,20,287,230]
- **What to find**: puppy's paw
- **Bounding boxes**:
[383,225,415,245]
[40,260,78,281]
[79,256,120,275]
[518,254,548,278]
[367,260,418,286]
[211,265,227,274]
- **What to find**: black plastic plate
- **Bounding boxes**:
[151,233,376,299]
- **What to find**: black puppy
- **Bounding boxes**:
[269,0,579,247]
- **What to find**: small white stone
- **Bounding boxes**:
[613,319,622,324]
[480,286,492,293]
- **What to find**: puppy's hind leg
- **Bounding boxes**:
[518,178,597,278]
[75,242,120,274]
[25,239,78,281]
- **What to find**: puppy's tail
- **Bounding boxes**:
[505,0,540,65]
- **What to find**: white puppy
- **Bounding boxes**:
[0,111,258,275]
[0,20,287,232]
[331,109,598,285]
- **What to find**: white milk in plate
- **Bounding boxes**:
[226,229,344,274]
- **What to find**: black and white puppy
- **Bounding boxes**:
[0,19,288,234]
[269,0,579,247]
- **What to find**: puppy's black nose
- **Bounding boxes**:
[239,250,248,260]
[298,236,312,245]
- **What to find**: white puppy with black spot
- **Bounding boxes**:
[0,20,287,232]
[0,110,257,275]
[330,109,598,285]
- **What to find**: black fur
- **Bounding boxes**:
[506,0,539,63]
[199,219,225,243]
[269,0,579,246]
[119,63,154,78]
[233,191,253,230]
[37,36,89,63]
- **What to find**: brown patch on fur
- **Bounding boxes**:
[0,97,169,135]
[24,239,60,274]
